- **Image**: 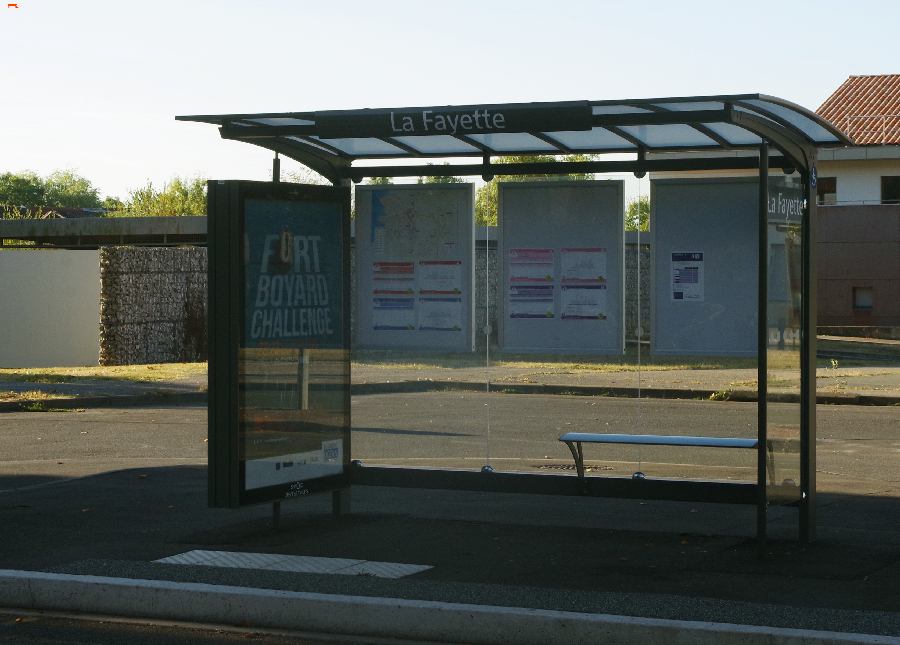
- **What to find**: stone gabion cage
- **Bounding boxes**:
[100,247,208,366]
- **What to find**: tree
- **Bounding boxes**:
[115,176,207,217]
[625,195,650,231]
[42,170,102,208]
[274,168,330,186]
[474,155,596,226]
[417,163,465,185]
[0,172,45,211]
[366,176,393,185]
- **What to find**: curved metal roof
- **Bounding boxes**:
[177,95,852,184]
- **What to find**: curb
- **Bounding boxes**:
[351,381,900,406]
[1,384,898,412]
[0,391,207,413]
[1,571,898,645]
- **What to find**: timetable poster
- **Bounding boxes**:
[356,184,473,350]
[671,252,704,301]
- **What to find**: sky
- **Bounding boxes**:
[2,0,898,203]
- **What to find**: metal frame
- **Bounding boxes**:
[187,95,849,541]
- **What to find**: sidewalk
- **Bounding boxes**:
[3,358,900,410]
[1,356,899,643]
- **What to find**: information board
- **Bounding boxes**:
[499,181,624,354]
[207,181,351,508]
[355,184,474,351]
[651,178,758,356]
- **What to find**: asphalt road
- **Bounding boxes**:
[2,395,898,495]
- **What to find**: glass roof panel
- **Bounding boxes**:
[742,99,841,142]
[700,122,763,146]
[549,128,636,150]
[285,137,338,155]
[616,124,718,148]
[246,117,315,126]
[389,135,481,155]
[648,101,724,112]
[592,105,653,115]
[312,137,409,155]
[465,133,558,152]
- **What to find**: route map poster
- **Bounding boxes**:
[355,184,474,351]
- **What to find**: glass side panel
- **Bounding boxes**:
[240,197,349,504]
[766,175,804,504]
[349,177,761,487]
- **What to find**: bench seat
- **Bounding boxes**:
[559,432,761,481]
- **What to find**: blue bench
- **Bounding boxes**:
[559,432,767,481]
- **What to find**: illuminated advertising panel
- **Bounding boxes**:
[208,181,350,508]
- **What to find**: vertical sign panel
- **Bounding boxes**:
[355,184,474,351]
[208,181,351,508]
[651,178,758,356]
[499,181,624,354]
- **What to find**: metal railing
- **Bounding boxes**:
[846,114,900,145]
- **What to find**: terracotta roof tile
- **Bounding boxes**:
[817,75,900,145]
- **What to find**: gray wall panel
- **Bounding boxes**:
[651,178,758,356]
[499,181,624,354]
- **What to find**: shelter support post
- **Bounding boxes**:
[757,142,769,550]
[800,152,818,543]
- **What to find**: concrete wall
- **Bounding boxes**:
[818,205,900,326]
[0,250,100,367]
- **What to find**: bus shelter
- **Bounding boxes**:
[178,96,852,543]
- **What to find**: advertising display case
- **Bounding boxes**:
[207,180,351,508]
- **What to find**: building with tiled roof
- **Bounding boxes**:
[818,74,900,146]
[815,75,900,330]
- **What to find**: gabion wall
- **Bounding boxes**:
[99,247,207,366]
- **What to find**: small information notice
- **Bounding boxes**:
[373,262,415,294]
[418,260,462,294]
[509,285,555,318]
[418,297,463,331]
[373,297,415,330]
[561,284,607,319]
[672,252,704,301]
[509,248,554,282]
[561,248,606,284]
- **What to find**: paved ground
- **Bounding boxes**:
[1,352,899,644]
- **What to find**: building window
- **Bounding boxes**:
[883,176,900,205]
[816,177,837,205]
[853,287,873,311]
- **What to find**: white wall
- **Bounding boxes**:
[818,146,900,205]
[0,250,100,367]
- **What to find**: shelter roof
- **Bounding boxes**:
[817,75,900,145]
[178,95,851,183]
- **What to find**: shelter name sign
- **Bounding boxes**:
[316,102,592,139]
